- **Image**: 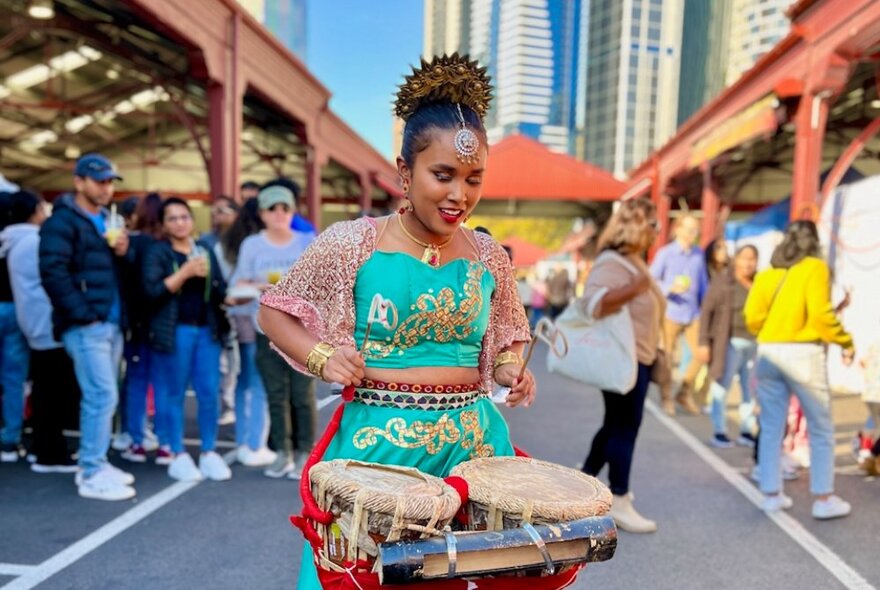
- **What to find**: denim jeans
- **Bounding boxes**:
[709,337,757,435]
[234,341,268,450]
[0,302,29,446]
[62,322,123,477]
[152,325,221,454]
[583,363,652,495]
[756,343,835,496]
[123,341,152,445]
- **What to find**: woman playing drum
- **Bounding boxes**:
[258,54,537,589]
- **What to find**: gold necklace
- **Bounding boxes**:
[397,213,454,268]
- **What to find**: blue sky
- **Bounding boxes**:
[306,1,423,161]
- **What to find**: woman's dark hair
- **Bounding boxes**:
[8,190,42,225]
[704,238,728,277]
[734,244,758,258]
[158,196,191,223]
[134,192,164,238]
[400,101,485,167]
[220,197,264,265]
[770,220,821,269]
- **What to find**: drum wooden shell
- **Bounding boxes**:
[450,456,612,531]
[308,460,461,566]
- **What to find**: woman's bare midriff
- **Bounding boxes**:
[365,366,481,385]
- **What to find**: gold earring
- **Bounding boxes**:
[398,199,413,215]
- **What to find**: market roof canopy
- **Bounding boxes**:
[481,135,625,202]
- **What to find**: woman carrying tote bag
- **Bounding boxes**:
[578,197,665,534]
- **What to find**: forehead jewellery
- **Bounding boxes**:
[454,103,480,164]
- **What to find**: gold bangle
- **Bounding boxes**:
[493,350,522,371]
[306,342,336,379]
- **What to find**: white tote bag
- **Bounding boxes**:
[546,251,638,394]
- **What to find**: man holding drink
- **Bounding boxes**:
[39,153,137,501]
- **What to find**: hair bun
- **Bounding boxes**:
[394,53,493,122]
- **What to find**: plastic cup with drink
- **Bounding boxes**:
[105,204,124,248]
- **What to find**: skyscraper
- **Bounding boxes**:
[726,0,790,86]
[424,0,583,155]
[578,0,684,176]
[238,0,307,61]
[677,0,731,126]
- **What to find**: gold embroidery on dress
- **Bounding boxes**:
[363,261,485,359]
[352,410,493,458]
[460,410,495,457]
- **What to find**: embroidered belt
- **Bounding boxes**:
[353,378,484,411]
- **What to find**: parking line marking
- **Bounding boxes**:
[0,564,37,576]
[645,399,874,590]
[0,450,237,590]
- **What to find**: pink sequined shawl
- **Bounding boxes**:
[260,216,531,391]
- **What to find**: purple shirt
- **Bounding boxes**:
[649,241,708,324]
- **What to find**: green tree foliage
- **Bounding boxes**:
[467,216,574,252]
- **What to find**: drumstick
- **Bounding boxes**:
[514,317,568,382]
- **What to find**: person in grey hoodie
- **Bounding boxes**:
[2,191,81,472]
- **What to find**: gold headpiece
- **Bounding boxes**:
[394,53,493,122]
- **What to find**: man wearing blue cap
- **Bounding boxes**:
[39,153,136,501]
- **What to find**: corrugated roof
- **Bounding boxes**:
[481,134,625,202]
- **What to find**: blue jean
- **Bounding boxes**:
[152,325,221,454]
[235,341,268,450]
[583,363,652,495]
[62,322,123,477]
[0,302,29,446]
[124,341,152,445]
[756,343,835,496]
[710,337,757,435]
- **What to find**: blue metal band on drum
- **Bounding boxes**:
[522,522,556,575]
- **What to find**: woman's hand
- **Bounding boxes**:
[495,364,536,408]
[321,345,366,386]
[841,347,855,367]
[181,256,208,279]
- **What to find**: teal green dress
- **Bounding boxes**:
[298,252,515,588]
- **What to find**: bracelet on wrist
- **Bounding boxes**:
[493,350,522,372]
[306,342,336,379]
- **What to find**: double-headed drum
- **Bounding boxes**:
[308,460,461,567]
[450,456,612,530]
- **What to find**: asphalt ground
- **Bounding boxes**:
[1,342,878,589]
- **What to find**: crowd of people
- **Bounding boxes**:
[0,153,319,501]
[575,207,875,532]
[0,158,875,535]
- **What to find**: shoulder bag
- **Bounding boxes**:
[547,251,639,394]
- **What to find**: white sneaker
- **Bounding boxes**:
[168,453,204,482]
[199,451,232,481]
[812,495,851,520]
[761,493,793,512]
[78,466,136,501]
[218,410,236,426]
[239,447,277,467]
[142,429,159,452]
[75,462,135,486]
[111,432,133,451]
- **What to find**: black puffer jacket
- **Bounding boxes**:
[39,194,132,340]
[120,232,157,344]
[142,239,228,353]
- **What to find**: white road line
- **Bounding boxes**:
[645,399,875,590]
[317,395,340,411]
[0,449,237,590]
[0,564,37,576]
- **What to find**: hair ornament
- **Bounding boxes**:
[393,53,493,122]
